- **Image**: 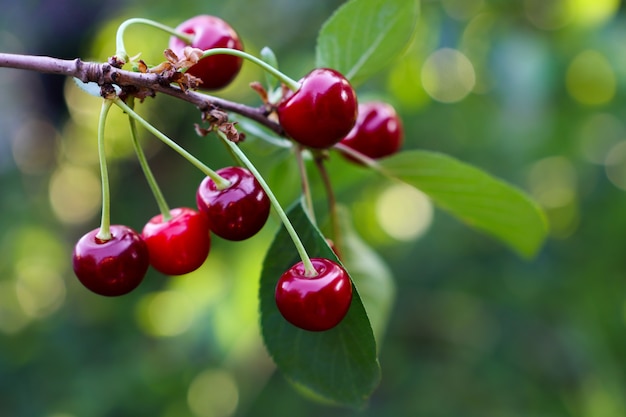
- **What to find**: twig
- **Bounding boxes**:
[0,52,284,136]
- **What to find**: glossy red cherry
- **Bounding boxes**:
[196,166,270,241]
[141,207,211,276]
[340,101,404,162]
[277,68,358,149]
[72,225,149,296]
[169,15,244,90]
[275,258,353,331]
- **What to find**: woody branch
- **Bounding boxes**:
[0,52,283,135]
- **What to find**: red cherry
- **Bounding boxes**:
[169,15,244,90]
[277,68,358,149]
[340,101,404,162]
[72,225,149,296]
[141,207,211,276]
[196,166,270,241]
[275,258,353,331]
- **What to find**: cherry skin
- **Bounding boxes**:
[275,258,353,332]
[141,207,211,276]
[72,225,149,296]
[169,15,244,90]
[277,68,358,149]
[340,101,404,162]
[196,166,270,241]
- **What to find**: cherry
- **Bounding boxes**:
[196,166,270,241]
[340,101,404,161]
[141,207,211,276]
[277,68,358,149]
[169,15,244,90]
[275,258,353,331]
[72,225,149,296]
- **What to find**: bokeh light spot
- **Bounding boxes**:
[15,259,66,318]
[605,141,626,191]
[528,157,579,238]
[568,0,620,27]
[187,369,239,417]
[49,164,101,225]
[136,290,195,337]
[566,50,615,106]
[525,0,571,30]
[528,156,577,208]
[578,113,624,164]
[442,0,484,21]
[376,183,433,241]
[421,48,476,103]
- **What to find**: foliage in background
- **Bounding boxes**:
[1,0,626,416]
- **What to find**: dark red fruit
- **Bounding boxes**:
[277,68,358,149]
[196,166,270,241]
[169,15,244,90]
[275,258,353,331]
[340,101,404,161]
[141,207,211,276]
[72,225,149,296]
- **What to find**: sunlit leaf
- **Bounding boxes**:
[316,0,419,86]
[379,150,548,258]
[259,200,380,408]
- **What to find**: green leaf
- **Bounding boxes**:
[378,150,548,258]
[336,206,395,345]
[259,200,380,408]
[260,46,280,90]
[315,0,419,86]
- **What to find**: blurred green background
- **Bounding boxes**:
[2,0,626,416]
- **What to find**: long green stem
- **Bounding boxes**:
[294,145,316,225]
[196,48,300,91]
[127,100,172,221]
[333,142,384,171]
[113,97,231,190]
[96,100,114,241]
[217,131,317,277]
[115,17,193,63]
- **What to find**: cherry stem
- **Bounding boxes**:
[114,17,193,64]
[216,131,318,277]
[96,99,114,241]
[126,98,172,221]
[313,154,342,254]
[197,48,300,91]
[294,145,316,225]
[113,97,232,190]
[333,142,384,171]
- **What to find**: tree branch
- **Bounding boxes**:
[0,52,284,136]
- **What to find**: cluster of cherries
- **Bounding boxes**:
[72,15,403,332]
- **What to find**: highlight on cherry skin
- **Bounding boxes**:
[196,166,271,241]
[72,225,150,296]
[169,15,244,90]
[277,68,358,149]
[340,101,404,162]
[275,258,353,332]
[141,207,211,276]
